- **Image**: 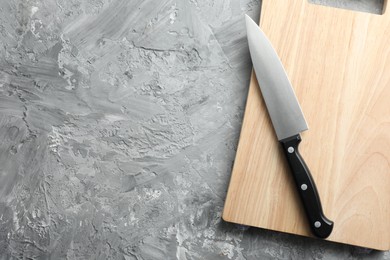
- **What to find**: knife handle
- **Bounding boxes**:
[280,134,333,238]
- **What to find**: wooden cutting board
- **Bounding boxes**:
[223,0,390,250]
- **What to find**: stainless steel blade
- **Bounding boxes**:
[245,15,308,140]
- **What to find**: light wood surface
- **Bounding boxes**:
[223,0,390,250]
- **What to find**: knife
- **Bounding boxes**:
[245,15,333,238]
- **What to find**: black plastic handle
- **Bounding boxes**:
[280,134,333,238]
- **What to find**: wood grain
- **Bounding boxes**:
[223,0,390,250]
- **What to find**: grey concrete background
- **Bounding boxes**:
[0,0,388,259]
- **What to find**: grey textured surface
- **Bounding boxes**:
[310,0,385,14]
[0,0,388,259]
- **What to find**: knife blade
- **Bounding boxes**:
[245,14,333,238]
